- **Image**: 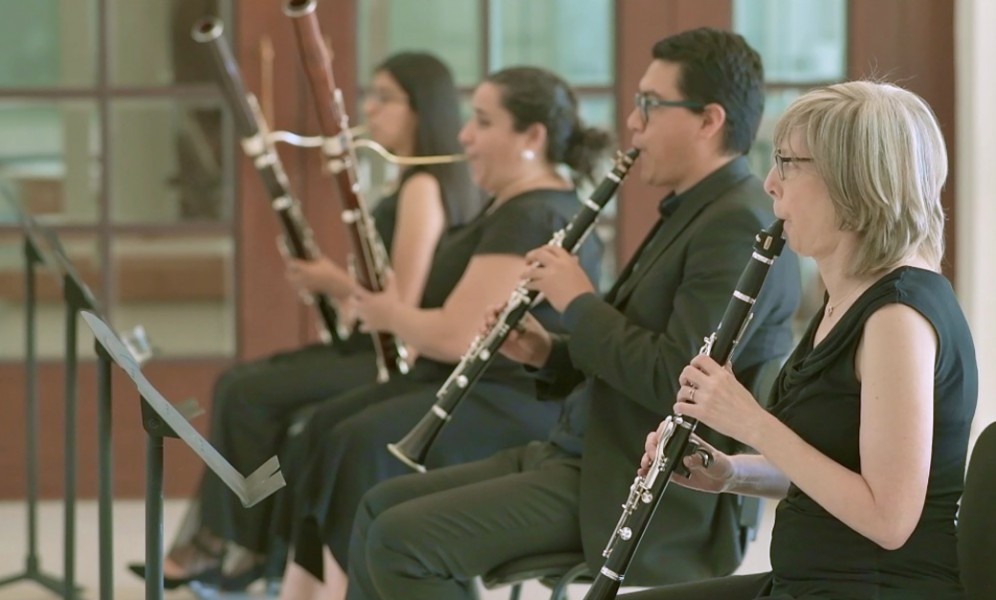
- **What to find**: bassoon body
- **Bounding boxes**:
[192,17,344,345]
[388,149,640,472]
[284,0,408,382]
[583,219,787,600]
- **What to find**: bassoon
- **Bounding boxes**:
[284,0,409,382]
[192,17,345,345]
[582,219,787,600]
[388,149,640,472]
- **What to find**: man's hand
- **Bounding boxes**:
[522,245,595,313]
[482,304,552,368]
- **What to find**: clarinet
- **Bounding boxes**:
[582,219,787,600]
[191,17,345,345]
[284,0,409,383]
[388,149,640,472]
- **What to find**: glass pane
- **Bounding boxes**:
[110,99,230,223]
[733,0,847,83]
[490,0,613,86]
[0,102,100,225]
[110,233,235,357]
[109,0,229,86]
[0,231,101,360]
[0,0,96,87]
[578,93,614,131]
[357,0,481,87]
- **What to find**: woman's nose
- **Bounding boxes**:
[763,165,781,199]
[362,97,376,119]
[458,122,472,147]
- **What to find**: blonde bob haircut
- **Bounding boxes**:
[773,81,947,277]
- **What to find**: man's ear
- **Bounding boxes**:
[698,102,728,144]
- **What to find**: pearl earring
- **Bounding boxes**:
[521,149,536,161]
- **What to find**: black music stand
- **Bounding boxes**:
[80,310,286,600]
[0,207,72,597]
[32,221,175,600]
[24,217,103,600]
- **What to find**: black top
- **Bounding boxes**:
[369,167,430,256]
[767,267,977,599]
[413,187,602,382]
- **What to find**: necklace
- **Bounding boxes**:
[825,282,865,318]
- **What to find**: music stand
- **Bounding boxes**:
[21,216,102,600]
[0,201,71,597]
[80,310,285,600]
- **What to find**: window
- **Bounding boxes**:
[0,0,236,360]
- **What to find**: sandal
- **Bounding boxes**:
[126,530,223,589]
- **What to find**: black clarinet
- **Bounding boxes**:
[387,149,640,472]
[582,220,787,600]
[192,17,345,344]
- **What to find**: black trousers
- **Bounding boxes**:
[286,382,563,579]
[197,342,381,552]
[347,441,583,600]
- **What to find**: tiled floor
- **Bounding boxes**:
[0,499,773,600]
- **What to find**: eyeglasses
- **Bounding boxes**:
[634,92,704,126]
[773,150,814,180]
[363,88,408,106]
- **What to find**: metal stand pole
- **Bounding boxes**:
[142,399,166,600]
[0,237,67,595]
[96,348,114,600]
[62,274,79,600]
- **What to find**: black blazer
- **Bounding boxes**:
[545,157,801,585]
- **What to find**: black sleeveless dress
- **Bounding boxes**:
[764,266,977,599]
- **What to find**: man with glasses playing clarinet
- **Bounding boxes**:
[344,28,802,600]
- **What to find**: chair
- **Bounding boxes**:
[482,552,590,600]
[481,357,787,599]
[958,421,996,600]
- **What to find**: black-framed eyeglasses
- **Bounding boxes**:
[362,88,408,106]
[773,150,814,180]
[634,92,704,125]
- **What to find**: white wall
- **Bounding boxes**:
[955,0,996,446]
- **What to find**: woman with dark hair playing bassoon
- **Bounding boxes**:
[128,44,482,590]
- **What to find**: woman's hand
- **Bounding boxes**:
[336,296,360,333]
[483,305,552,368]
[353,271,402,333]
[673,354,769,448]
[285,256,352,299]
[639,428,736,494]
[522,245,595,313]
